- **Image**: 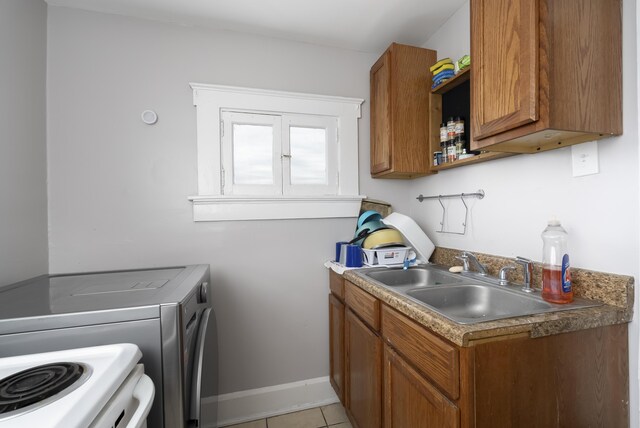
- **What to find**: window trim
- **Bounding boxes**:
[188,83,365,221]
[221,111,283,196]
[281,114,338,196]
[189,195,365,222]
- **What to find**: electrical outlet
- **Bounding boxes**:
[571,141,599,177]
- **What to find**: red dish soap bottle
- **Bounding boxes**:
[541,219,573,304]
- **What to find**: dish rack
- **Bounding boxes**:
[362,246,413,266]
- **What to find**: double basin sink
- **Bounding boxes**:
[354,265,600,324]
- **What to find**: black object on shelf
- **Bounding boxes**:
[441,80,479,155]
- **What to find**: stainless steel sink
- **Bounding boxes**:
[354,265,601,324]
[406,284,553,324]
[364,268,465,287]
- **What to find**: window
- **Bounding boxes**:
[188,84,364,221]
[222,112,282,195]
[221,111,337,196]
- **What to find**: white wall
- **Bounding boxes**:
[0,0,49,286]
[636,0,640,423]
[420,1,639,425]
[46,6,410,404]
[46,2,639,424]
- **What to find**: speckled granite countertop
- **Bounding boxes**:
[342,247,634,347]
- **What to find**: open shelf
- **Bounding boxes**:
[428,66,512,171]
[431,67,470,94]
[431,151,512,171]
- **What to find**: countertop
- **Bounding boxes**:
[342,248,634,347]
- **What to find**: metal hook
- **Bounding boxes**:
[438,196,445,233]
[417,189,485,235]
[460,194,469,229]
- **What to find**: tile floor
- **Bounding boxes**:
[226,403,352,428]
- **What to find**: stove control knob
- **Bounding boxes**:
[199,282,209,303]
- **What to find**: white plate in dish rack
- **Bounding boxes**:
[382,212,435,262]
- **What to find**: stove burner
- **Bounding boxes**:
[0,363,85,414]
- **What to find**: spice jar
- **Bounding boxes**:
[440,141,448,163]
[455,136,464,159]
[446,117,456,141]
[447,139,457,163]
[454,116,465,136]
[439,123,448,143]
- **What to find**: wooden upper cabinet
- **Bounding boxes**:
[370,53,392,175]
[471,0,538,140]
[470,0,622,153]
[370,43,437,178]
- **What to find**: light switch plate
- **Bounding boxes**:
[571,141,599,177]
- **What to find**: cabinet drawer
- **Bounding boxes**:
[384,345,459,428]
[381,305,459,399]
[345,282,380,332]
[330,270,345,299]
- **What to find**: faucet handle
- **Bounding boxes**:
[460,251,474,259]
[514,256,535,293]
[498,265,516,285]
[455,254,470,271]
[514,256,533,264]
[456,251,489,276]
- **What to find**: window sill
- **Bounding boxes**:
[188,195,366,221]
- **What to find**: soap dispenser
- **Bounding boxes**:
[541,219,573,303]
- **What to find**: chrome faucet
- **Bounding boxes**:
[498,265,516,286]
[514,256,535,293]
[455,251,488,276]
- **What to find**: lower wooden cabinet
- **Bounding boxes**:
[328,277,629,427]
[471,325,629,427]
[328,293,345,402]
[381,304,459,399]
[345,308,382,428]
[383,345,458,428]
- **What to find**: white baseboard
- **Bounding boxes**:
[201,376,339,427]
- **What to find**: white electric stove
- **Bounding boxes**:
[0,344,154,428]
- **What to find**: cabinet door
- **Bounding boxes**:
[370,51,392,175]
[471,0,539,141]
[346,308,382,428]
[329,294,345,402]
[383,345,459,428]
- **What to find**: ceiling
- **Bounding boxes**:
[44,0,467,53]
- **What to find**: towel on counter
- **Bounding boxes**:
[324,260,374,275]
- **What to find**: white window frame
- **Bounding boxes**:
[282,114,338,196]
[221,111,283,196]
[220,111,339,197]
[188,83,365,222]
